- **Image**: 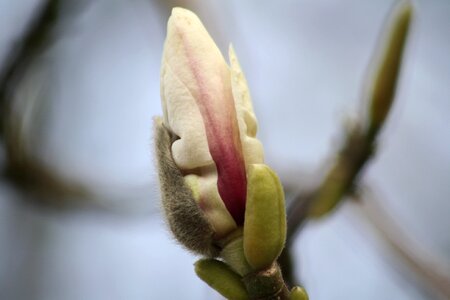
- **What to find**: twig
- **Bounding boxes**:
[286,127,374,242]
[280,1,413,286]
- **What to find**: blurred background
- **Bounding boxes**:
[0,0,449,299]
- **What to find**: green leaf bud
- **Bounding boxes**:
[368,1,413,134]
[195,259,249,300]
[243,164,286,270]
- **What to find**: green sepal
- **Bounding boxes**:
[290,286,309,300]
[243,164,286,270]
[195,259,249,300]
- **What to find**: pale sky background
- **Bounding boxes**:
[0,0,449,299]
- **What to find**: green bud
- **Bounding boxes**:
[195,259,249,300]
[154,117,219,257]
[290,286,309,300]
[368,1,412,134]
[243,164,286,270]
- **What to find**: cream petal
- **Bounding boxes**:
[229,45,264,165]
[163,8,230,105]
[161,61,213,169]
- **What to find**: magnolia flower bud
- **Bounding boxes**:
[155,9,289,271]
[155,8,293,298]
[159,7,263,238]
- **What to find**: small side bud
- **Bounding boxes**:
[243,164,286,270]
[195,259,249,300]
[154,117,219,257]
[290,286,309,300]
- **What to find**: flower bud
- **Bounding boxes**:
[159,7,263,239]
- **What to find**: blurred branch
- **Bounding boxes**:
[280,124,375,286]
[0,0,93,208]
[356,187,450,299]
[286,126,374,242]
[0,0,58,137]
[287,0,412,240]
[0,1,152,213]
[0,0,86,205]
[280,1,413,286]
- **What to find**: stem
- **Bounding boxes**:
[277,235,300,288]
[242,263,290,300]
[290,127,374,237]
